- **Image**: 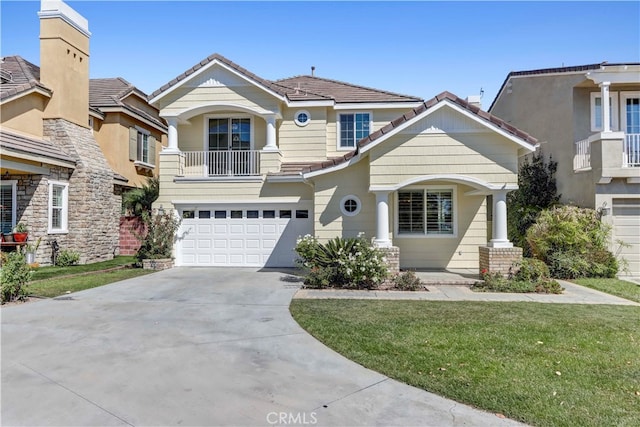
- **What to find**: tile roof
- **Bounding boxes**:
[149,53,422,104]
[90,78,167,130]
[286,91,537,176]
[0,129,75,166]
[0,56,52,101]
[274,75,422,103]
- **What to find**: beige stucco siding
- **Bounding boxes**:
[1,95,47,138]
[278,107,327,161]
[311,159,376,241]
[370,132,518,187]
[394,187,486,269]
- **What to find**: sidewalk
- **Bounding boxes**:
[294,279,640,306]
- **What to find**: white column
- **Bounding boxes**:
[488,189,513,248]
[263,115,278,151]
[164,117,179,152]
[374,192,392,247]
[601,82,611,133]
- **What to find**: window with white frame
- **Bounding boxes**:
[338,112,371,149]
[48,181,68,233]
[621,91,640,134]
[137,131,150,163]
[0,181,17,234]
[397,188,455,236]
[208,117,252,151]
[590,92,619,132]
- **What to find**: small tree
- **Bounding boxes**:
[122,177,159,217]
[508,152,560,254]
[1,252,33,303]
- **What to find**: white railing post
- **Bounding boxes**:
[574,137,591,170]
[625,133,640,167]
[181,150,262,177]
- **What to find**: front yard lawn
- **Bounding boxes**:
[290,300,640,427]
[27,256,153,298]
[572,278,640,303]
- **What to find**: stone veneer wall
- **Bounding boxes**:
[43,118,121,264]
[479,246,523,277]
[380,246,400,274]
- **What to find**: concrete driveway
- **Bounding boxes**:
[2,268,523,426]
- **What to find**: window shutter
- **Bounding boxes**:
[148,135,156,165]
[129,127,138,161]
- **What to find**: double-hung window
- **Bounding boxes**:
[398,188,455,236]
[129,126,155,166]
[0,181,17,234]
[48,181,69,233]
[338,112,371,149]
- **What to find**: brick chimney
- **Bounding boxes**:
[38,0,90,128]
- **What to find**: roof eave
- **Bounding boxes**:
[97,106,168,133]
[0,86,52,104]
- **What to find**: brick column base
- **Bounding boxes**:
[379,246,400,274]
[479,246,523,277]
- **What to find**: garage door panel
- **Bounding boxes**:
[613,199,640,277]
[178,204,312,267]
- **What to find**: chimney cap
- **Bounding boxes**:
[38,0,90,37]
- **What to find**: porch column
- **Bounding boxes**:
[264,115,278,151]
[373,191,392,247]
[488,189,513,248]
[600,82,611,133]
[165,117,179,152]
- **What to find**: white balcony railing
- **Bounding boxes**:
[181,150,261,177]
[625,133,640,167]
[574,137,591,170]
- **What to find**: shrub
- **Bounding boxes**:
[512,258,550,283]
[295,235,388,289]
[474,258,563,294]
[135,209,182,261]
[122,177,159,217]
[527,205,618,279]
[1,252,33,303]
[391,270,424,291]
[56,249,80,267]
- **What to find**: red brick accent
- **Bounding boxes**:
[479,246,523,277]
[119,216,144,256]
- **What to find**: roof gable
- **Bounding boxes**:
[0,55,52,102]
[301,91,538,178]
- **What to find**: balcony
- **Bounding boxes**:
[573,132,640,182]
[180,150,261,177]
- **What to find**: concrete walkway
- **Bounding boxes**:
[1,267,526,427]
[295,279,640,306]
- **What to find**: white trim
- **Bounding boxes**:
[340,195,362,217]
[620,91,640,133]
[149,59,286,105]
[394,185,458,239]
[0,180,18,233]
[172,198,303,206]
[370,174,518,193]
[0,153,75,170]
[38,0,91,37]
[336,111,372,151]
[304,154,362,179]
[294,110,311,127]
[134,125,151,135]
[133,160,155,170]
[285,100,335,108]
[166,102,280,122]
[203,114,254,151]
[590,91,619,132]
[48,180,69,234]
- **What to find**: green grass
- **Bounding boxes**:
[572,278,640,303]
[290,300,640,427]
[30,256,137,281]
[28,267,153,298]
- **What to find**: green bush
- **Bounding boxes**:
[526,206,618,279]
[56,249,80,267]
[391,270,424,291]
[1,252,33,303]
[295,235,388,289]
[474,258,563,294]
[135,209,181,261]
[512,258,550,282]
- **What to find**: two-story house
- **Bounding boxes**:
[0,0,166,264]
[489,63,640,277]
[150,54,538,271]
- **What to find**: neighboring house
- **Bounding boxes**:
[489,63,640,277]
[0,0,165,264]
[149,54,538,271]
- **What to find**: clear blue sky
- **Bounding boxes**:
[1,1,639,107]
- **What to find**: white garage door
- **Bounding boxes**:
[612,199,640,277]
[176,203,312,267]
